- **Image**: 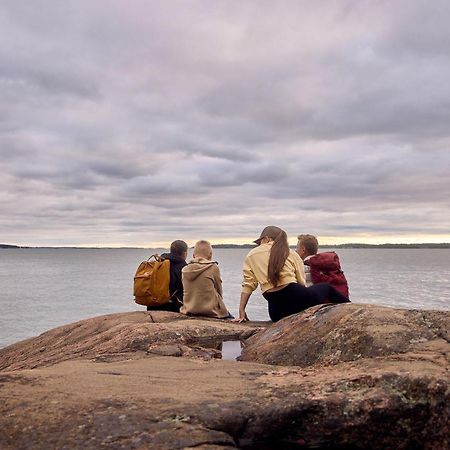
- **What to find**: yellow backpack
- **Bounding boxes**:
[133,255,171,306]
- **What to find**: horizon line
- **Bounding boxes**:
[2,242,450,250]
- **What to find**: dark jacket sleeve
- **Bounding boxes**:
[170,260,187,300]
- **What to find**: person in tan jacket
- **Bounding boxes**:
[181,240,231,319]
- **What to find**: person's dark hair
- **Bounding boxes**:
[258,226,290,287]
[297,234,319,256]
[170,240,188,257]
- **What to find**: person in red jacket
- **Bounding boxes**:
[296,234,350,299]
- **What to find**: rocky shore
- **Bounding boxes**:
[0,304,448,449]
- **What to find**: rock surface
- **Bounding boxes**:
[0,311,265,372]
[0,306,449,449]
[240,303,450,367]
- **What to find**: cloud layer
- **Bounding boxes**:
[1,0,449,246]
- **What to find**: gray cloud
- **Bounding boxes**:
[0,0,449,246]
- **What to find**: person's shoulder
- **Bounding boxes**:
[164,253,187,267]
[246,245,265,258]
[210,261,221,273]
[288,250,302,262]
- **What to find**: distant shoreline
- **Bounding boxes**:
[2,243,450,250]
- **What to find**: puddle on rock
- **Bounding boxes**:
[220,340,243,361]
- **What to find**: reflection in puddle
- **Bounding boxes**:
[221,340,243,360]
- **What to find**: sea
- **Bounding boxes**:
[0,248,449,349]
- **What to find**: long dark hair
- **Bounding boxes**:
[263,226,290,286]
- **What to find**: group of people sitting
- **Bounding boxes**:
[146,225,350,322]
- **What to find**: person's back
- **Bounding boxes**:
[296,234,349,298]
[147,240,188,312]
[242,242,305,294]
[181,240,230,319]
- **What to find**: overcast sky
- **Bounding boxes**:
[1,1,449,247]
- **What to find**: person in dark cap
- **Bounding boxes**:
[147,240,188,313]
[234,226,349,322]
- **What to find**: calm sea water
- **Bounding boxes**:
[0,248,449,348]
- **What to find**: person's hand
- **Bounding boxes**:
[232,312,249,323]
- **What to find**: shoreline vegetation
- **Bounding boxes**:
[1,243,450,250]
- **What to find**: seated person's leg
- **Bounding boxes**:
[266,283,316,321]
[307,283,349,304]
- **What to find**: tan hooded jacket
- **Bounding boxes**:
[181,257,230,319]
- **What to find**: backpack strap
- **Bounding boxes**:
[148,254,164,262]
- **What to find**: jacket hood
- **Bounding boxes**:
[182,257,218,281]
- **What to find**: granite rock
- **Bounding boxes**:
[0,306,448,449]
[240,303,450,367]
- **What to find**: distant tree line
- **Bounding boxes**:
[319,243,450,249]
[212,244,256,249]
[213,243,450,249]
[2,243,450,250]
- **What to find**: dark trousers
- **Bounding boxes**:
[263,282,349,322]
[146,297,182,313]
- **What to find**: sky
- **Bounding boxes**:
[1,1,449,247]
